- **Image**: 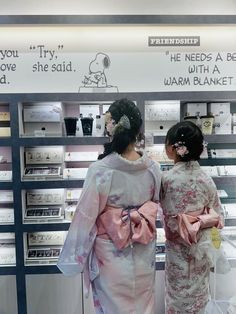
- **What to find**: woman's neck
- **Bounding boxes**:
[121,144,141,161]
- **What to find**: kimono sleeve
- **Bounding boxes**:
[57,164,111,276]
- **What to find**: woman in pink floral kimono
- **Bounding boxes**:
[161,121,224,314]
[58,99,161,314]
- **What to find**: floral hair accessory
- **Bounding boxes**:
[108,114,131,136]
[172,141,189,157]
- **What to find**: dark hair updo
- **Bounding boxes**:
[98,98,142,159]
[165,121,204,161]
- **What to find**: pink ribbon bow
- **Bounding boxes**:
[165,207,223,246]
[96,201,158,250]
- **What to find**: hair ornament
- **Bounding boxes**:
[172,141,189,157]
[112,114,131,135]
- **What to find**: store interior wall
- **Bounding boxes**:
[0,276,18,314]
[0,0,236,15]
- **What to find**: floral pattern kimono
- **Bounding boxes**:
[58,152,161,314]
[161,161,223,314]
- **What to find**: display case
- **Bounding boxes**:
[1,94,236,314]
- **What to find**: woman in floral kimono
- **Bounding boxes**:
[161,121,224,314]
[58,98,161,314]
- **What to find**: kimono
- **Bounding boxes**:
[58,152,161,314]
[161,161,223,314]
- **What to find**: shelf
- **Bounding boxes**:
[225,219,236,227]
[19,136,109,146]
[154,135,236,145]
[23,223,70,232]
[21,180,84,189]
[24,265,61,275]
[0,138,12,146]
[205,135,236,144]
[0,182,13,189]
[199,159,236,166]
[213,177,236,185]
[0,225,15,232]
[0,266,16,276]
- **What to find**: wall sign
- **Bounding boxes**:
[0,26,235,93]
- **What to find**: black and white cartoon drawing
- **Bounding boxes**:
[79,52,119,92]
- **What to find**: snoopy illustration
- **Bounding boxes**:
[83,53,110,87]
[79,52,118,92]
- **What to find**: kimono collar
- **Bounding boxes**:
[173,160,200,171]
[102,152,154,171]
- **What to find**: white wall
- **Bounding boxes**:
[0,0,236,15]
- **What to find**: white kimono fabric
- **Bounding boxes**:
[161,161,223,314]
[58,152,161,314]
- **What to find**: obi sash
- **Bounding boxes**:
[96,201,158,250]
[164,207,223,246]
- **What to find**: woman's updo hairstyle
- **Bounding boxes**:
[98,98,142,159]
[165,121,204,161]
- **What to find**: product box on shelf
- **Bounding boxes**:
[66,189,82,201]
[0,208,14,224]
[0,127,11,137]
[24,189,64,222]
[0,112,10,121]
[186,103,207,117]
[64,151,98,162]
[26,189,64,206]
[25,147,64,165]
[145,101,180,135]
[0,170,12,181]
[25,231,67,264]
[0,191,13,203]
[23,147,63,180]
[64,205,77,221]
[23,166,62,179]
[0,233,16,265]
[218,166,236,176]
[223,204,236,218]
[63,168,88,179]
[22,103,63,137]
[209,103,231,116]
[25,207,62,220]
[214,114,232,134]
[211,149,236,159]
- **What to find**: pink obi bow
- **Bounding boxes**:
[165,207,224,246]
[96,201,158,250]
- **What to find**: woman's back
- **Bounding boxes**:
[161,160,221,216]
